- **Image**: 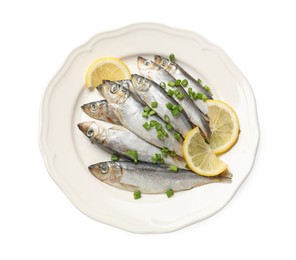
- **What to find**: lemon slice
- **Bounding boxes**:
[183,127,228,176]
[85,57,131,88]
[207,100,240,154]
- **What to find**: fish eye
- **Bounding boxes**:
[144,60,151,66]
[99,163,109,174]
[90,103,97,111]
[111,84,119,94]
[86,128,94,137]
[137,77,143,84]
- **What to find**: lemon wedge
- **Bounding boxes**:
[85,57,131,88]
[183,127,228,176]
[207,100,240,154]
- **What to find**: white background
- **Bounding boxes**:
[0,0,295,259]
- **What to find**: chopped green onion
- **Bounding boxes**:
[176,93,185,100]
[170,165,178,172]
[161,128,168,136]
[157,132,165,140]
[201,94,208,101]
[149,110,156,116]
[111,155,119,161]
[126,150,138,164]
[144,106,151,112]
[196,92,203,100]
[165,123,173,130]
[167,89,174,97]
[142,111,149,118]
[181,79,188,87]
[174,89,180,96]
[166,189,174,198]
[168,81,175,87]
[177,105,183,112]
[162,147,169,156]
[143,122,151,130]
[197,78,202,84]
[188,87,193,95]
[169,53,175,62]
[150,120,157,127]
[172,108,181,116]
[152,153,164,163]
[171,108,179,116]
[204,85,211,93]
[170,151,176,157]
[175,79,181,86]
[133,191,141,200]
[164,115,170,123]
[155,123,162,131]
[174,132,181,140]
[166,102,173,110]
[160,82,166,89]
[151,101,158,108]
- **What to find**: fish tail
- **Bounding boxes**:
[216,170,232,184]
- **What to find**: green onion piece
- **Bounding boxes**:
[171,108,180,116]
[201,94,208,101]
[169,53,176,62]
[177,105,183,112]
[204,85,211,93]
[150,120,157,127]
[168,81,175,87]
[174,89,180,96]
[164,115,170,123]
[192,92,199,100]
[151,101,158,108]
[166,102,173,110]
[162,147,169,156]
[152,153,164,163]
[196,92,203,100]
[161,128,168,137]
[165,123,173,130]
[142,111,149,118]
[133,191,141,200]
[175,79,181,86]
[181,79,188,87]
[155,123,162,131]
[188,87,193,94]
[176,93,185,100]
[126,150,138,164]
[160,82,166,89]
[170,165,178,172]
[149,110,156,116]
[111,155,119,161]
[143,122,151,130]
[170,151,176,157]
[197,78,202,84]
[174,132,181,140]
[144,106,151,112]
[157,132,165,140]
[166,189,174,198]
[167,89,174,97]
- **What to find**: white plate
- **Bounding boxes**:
[39,23,260,233]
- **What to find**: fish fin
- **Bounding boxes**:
[119,183,139,192]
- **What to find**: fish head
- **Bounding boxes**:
[154,55,176,74]
[137,56,159,75]
[101,80,129,105]
[115,79,132,89]
[131,74,150,93]
[81,100,108,119]
[88,162,122,184]
[77,121,108,144]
